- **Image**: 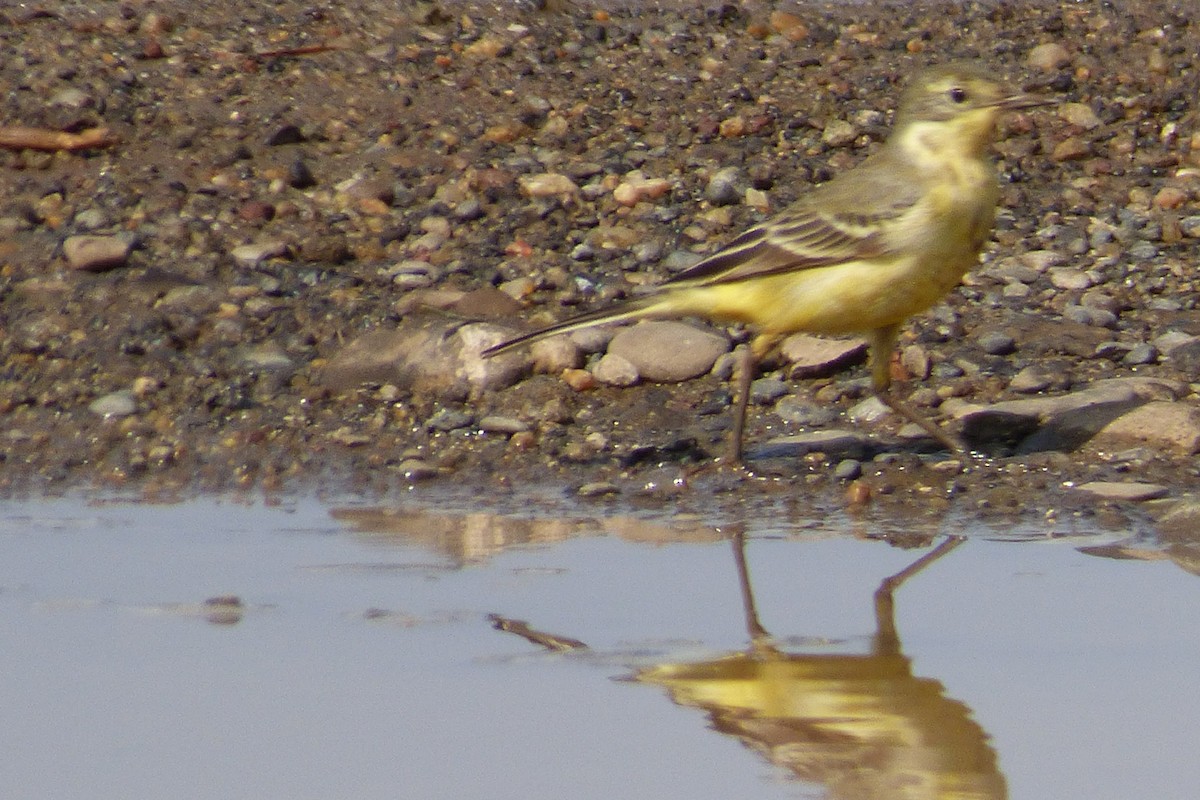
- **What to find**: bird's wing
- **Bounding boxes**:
[666,158,922,288]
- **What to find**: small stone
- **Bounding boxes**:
[612,172,672,206]
[519,173,578,198]
[1074,482,1169,502]
[73,208,110,231]
[577,482,619,498]
[561,368,597,391]
[977,332,1016,356]
[230,240,290,268]
[1052,137,1092,162]
[781,335,867,377]
[774,397,839,427]
[821,119,856,147]
[591,353,640,386]
[288,159,317,189]
[1122,344,1158,366]
[1027,42,1071,71]
[1058,103,1102,130]
[1048,267,1093,290]
[704,166,743,206]
[397,458,439,480]
[847,396,889,423]
[426,408,474,432]
[266,124,305,146]
[751,430,870,459]
[63,235,131,271]
[833,459,862,480]
[1009,367,1052,394]
[89,390,137,418]
[750,377,788,404]
[606,321,729,382]
[479,415,530,434]
[238,343,295,372]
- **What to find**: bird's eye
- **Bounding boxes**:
[949,87,968,103]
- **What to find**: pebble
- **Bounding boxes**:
[591,353,640,386]
[73,208,110,231]
[230,240,290,268]
[833,459,862,480]
[752,430,870,460]
[780,335,867,377]
[426,409,474,432]
[775,397,839,427]
[612,172,673,206]
[1008,367,1053,393]
[605,321,729,382]
[63,235,132,271]
[1074,482,1169,502]
[89,390,137,418]
[821,119,856,147]
[977,331,1016,356]
[1027,42,1071,71]
[577,482,619,498]
[519,173,578,198]
[704,167,743,206]
[397,458,440,481]
[749,377,788,404]
[1122,343,1158,365]
[479,415,530,434]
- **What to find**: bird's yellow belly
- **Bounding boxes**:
[669,254,972,336]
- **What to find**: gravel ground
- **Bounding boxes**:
[4,0,1200,532]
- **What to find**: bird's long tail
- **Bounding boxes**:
[481,296,660,357]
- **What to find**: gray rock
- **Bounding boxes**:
[606,321,729,382]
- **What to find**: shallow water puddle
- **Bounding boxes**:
[1,495,1198,799]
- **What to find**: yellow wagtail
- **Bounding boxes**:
[484,63,1048,462]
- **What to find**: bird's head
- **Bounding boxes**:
[894,63,1050,157]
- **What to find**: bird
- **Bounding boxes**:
[484,63,1048,463]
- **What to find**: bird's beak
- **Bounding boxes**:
[996,92,1056,110]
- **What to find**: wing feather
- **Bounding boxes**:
[666,152,923,288]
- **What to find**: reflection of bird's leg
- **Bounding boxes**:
[868,324,966,454]
[873,535,965,651]
[728,526,772,647]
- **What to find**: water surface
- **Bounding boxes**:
[1,494,1196,799]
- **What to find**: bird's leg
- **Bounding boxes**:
[729,344,755,464]
[867,325,966,455]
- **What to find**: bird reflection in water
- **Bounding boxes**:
[635,533,1006,800]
